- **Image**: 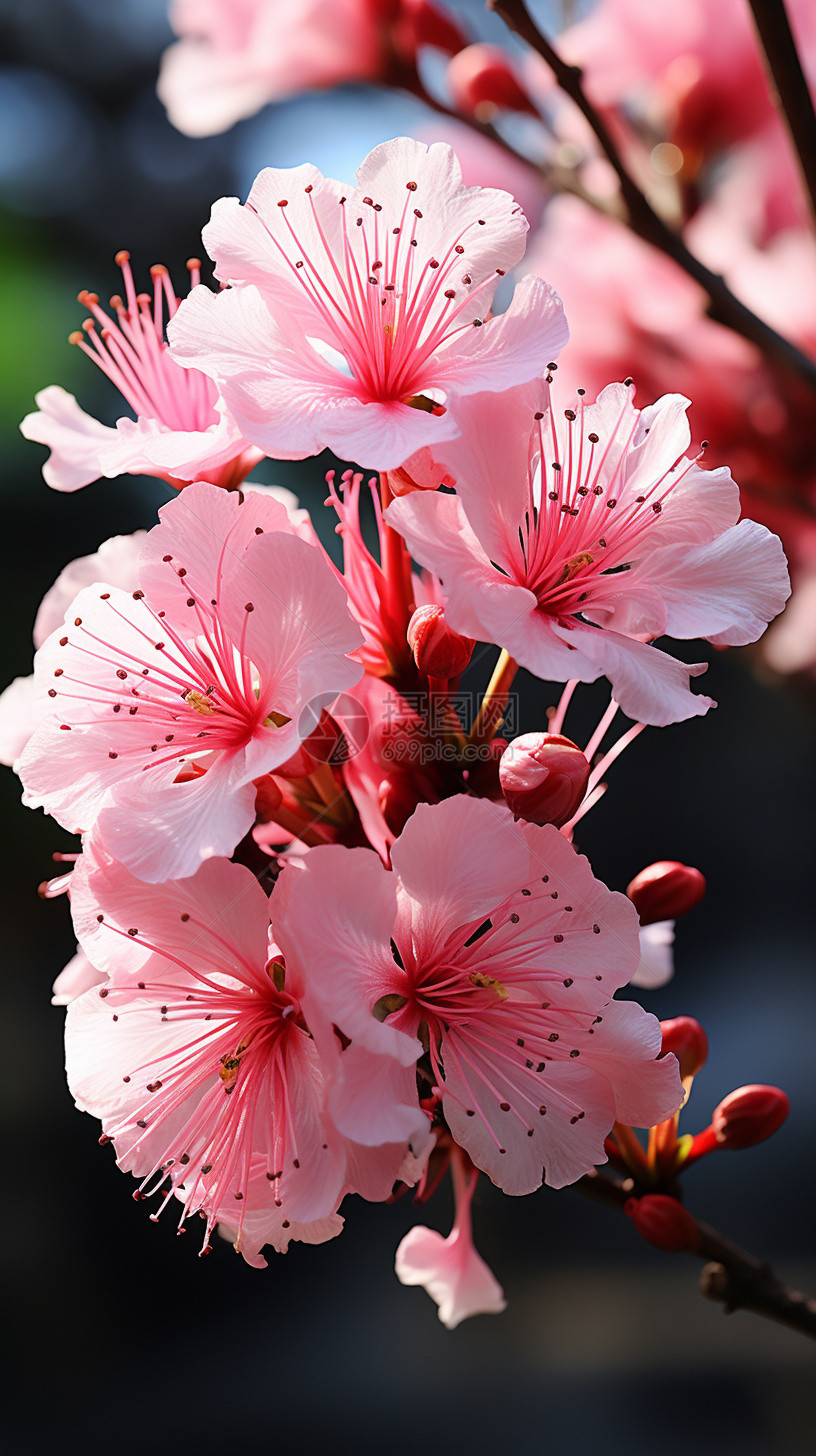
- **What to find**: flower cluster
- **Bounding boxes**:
[7,133,791,1328]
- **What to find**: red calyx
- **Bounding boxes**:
[626,861,706,925]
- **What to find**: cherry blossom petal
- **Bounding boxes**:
[19,386,116,492]
[385,490,539,645]
[630,920,675,990]
[549,621,715,726]
[93,767,259,884]
[578,999,682,1127]
[34,532,146,649]
[52,947,105,1006]
[432,275,568,396]
[390,798,530,962]
[0,675,43,767]
[71,847,270,983]
[395,1221,506,1329]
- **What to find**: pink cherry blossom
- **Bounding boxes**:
[157,0,467,138]
[167,137,569,471]
[548,0,816,168]
[276,796,683,1193]
[20,254,261,493]
[18,483,363,882]
[0,532,146,769]
[395,1150,506,1327]
[66,851,379,1264]
[522,201,816,573]
[386,379,790,726]
[157,0,387,137]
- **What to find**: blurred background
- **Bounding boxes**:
[1,1,815,1451]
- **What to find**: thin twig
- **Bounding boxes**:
[487,0,816,394]
[575,1170,816,1340]
[747,0,816,235]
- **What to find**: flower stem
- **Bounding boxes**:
[469,649,518,744]
[747,0,816,235]
[488,0,816,395]
[574,1168,816,1340]
[379,473,414,639]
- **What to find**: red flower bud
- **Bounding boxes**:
[660,1016,709,1079]
[626,861,706,925]
[499,732,590,828]
[712,1085,790,1150]
[625,1194,700,1253]
[447,43,539,117]
[395,0,468,60]
[407,604,473,679]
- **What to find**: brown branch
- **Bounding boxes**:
[574,1170,816,1340]
[747,0,816,235]
[410,76,617,216]
[487,0,816,395]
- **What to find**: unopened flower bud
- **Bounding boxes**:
[626,861,706,925]
[625,1194,700,1252]
[447,43,539,118]
[396,0,468,60]
[407,604,473,679]
[712,1085,790,1150]
[499,733,590,828]
[660,1016,709,1079]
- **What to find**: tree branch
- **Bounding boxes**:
[574,1170,816,1340]
[747,0,816,235]
[487,0,816,395]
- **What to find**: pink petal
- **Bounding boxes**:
[580,999,683,1127]
[52,947,105,1006]
[355,136,530,286]
[432,275,569,396]
[71,847,271,982]
[550,620,716,726]
[631,921,675,990]
[395,1222,506,1329]
[390,798,530,961]
[92,767,259,884]
[19,386,116,492]
[0,675,43,767]
[385,490,539,645]
[34,532,146,649]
